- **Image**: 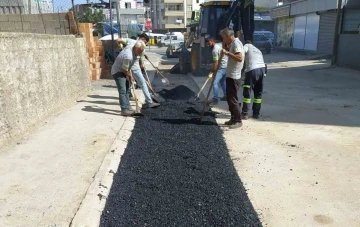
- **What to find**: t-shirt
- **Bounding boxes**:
[243,44,265,72]
[212,43,228,69]
[226,38,244,80]
[123,38,146,71]
[111,47,136,75]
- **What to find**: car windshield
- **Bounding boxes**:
[254,35,265,41]
[263,33,274,39]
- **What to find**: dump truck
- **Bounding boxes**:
[177,0,255,75]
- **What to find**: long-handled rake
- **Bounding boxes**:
[142,68,163,103]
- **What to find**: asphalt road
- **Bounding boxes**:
[99,73,262,226]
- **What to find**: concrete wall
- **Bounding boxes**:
[0,32,91,148]
[337,34,360,70]
[0,13,70,35]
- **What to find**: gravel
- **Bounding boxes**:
[99,86,262,227]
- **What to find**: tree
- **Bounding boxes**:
[76,7,105,36]
[255,6,270,11]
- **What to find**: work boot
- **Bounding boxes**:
[229,122,243,129]
[252,114,259,119]
[121,109,135,116]
[241,113,249,120]
[142,102,160,109]
[224,119,234,125]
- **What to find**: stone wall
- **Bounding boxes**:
[0,13,70,35]
[0,32,91,148]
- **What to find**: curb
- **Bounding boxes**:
[69,55,160,227]
[69,116,136,227]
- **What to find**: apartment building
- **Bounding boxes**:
[146,0,204,30]
[0,0,53,14]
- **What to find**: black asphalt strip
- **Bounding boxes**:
[100,86,262,227]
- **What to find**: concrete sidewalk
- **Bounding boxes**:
[191,53,360,226]
[0,53,160,227]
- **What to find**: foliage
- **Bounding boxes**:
[255,6,269,11]
[76,7,105,36]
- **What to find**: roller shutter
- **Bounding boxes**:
[317,12,337,55]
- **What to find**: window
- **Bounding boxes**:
[187,6,192,11]
[125,2,131,9]
[196,0,199,3]
[342,9,360,34]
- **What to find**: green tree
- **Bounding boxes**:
[255,6,270,11]
[76,7,105,36]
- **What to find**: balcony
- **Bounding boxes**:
[165,23,185,29]
[164,0,183,3]
[164,10,184,17]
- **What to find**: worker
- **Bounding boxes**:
[111,41,146,116]
[220,28,244,129]
[205,37,228,105]
[241,40,266,119]
[118,33,160,108]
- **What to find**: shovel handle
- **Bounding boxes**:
[146,58,167,79]
[130,74,140,113]
[196,77,210,97]
[199,55,224,121]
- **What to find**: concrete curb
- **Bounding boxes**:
[69,116,136,227]
[69,54,160,227]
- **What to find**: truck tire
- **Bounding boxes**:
[191,43,201,76]
[179,51,191,74]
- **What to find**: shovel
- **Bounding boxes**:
[194,76,211,101]
[145,58,170,85]
[130,76,144,117]
[142,68,162,103]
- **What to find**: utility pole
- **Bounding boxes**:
[28,0,31,14]
[331,0,343,66]
[115,0,121,38]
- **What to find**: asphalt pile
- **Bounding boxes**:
[100,86,262,227]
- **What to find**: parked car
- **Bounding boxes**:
[253,34,272,54]
[254,31,275,46]
[166,42,184,58]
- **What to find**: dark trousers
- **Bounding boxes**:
[242,67,265,116]
[226,77,242,122]
[112,72,131,111]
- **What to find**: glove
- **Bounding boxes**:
[208,72,213,78]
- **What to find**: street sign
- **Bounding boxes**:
[145,20,152,30]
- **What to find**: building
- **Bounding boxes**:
[0,0,53,14]
[337,0,360,69]
[270,0,340,55]
[256,0,279,8]
[144,0,204,30]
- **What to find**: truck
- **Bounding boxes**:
[177,0,255,75]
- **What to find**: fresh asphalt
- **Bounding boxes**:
[99,67,262,226]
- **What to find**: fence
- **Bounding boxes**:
[0,0,78,35]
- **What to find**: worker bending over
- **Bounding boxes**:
[241,40,266,119]
[205,37,228,105]
[111,41,146,116]
[220,28,244,129]
[118,33,160,108]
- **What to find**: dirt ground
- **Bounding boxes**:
[159,51,360,227]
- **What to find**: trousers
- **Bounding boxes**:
[212,67,226,100]
[226,77,242,122]
[132,68,153,104]
[112,72,131,111]
[242,67,265,116]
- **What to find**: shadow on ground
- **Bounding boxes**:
[100,100,262,226]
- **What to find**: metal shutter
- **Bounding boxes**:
[317,12,337,55]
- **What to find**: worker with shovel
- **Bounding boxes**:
[205,37,228,105]
[120,33,160,108]
[111,41,146,116]
[220,28,244,129]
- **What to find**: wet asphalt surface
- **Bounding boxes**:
[99,83,262,227]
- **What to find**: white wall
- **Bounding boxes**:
[291,0,338,15]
